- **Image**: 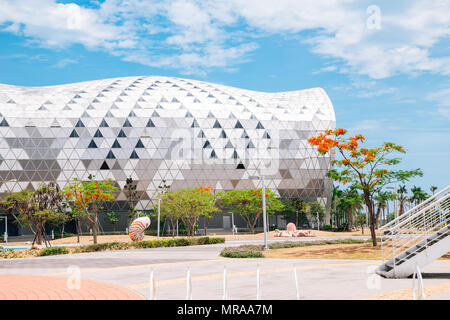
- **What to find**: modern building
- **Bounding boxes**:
[0,76,335,233]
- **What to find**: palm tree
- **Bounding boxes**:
[410,186,429,206]
[375,191,395,227]
[331,186,343,227]
[397,185,408,215]
[339,186,363,231]
[430,186,438,195]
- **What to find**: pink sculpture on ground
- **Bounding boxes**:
[273,223,315,237]
[286,222,297,232]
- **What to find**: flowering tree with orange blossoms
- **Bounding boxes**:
[64,178,118,244]
[308,128,423,246]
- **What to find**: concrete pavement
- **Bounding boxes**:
[1,241,449,300]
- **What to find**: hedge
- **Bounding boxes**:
[39,246,69,256]
[74,236,225,253]
[220,245,264,258]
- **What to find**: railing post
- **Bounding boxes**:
[412,263,426,300]
[149,269,156,300]
[222,266,228,300]
[256,264,260,300]
[293,264,300,300]
[186,267,192,300]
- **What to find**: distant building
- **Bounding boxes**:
[0,76,335,233]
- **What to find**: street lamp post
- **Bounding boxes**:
[249,175,268,250]
[2,179,16,241]
[3,216,7,244]
[157,198,161,239]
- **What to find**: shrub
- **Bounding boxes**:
[76,241,129,253]
[322,224,333,231]
[196,236,224,245]
[39,246,69,256]
[0,248,18,259]
[220,245,264,258]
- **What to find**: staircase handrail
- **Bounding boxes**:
[381,185,450,231]
[381,188,450,263]
[386,192,450,233]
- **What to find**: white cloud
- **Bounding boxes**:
[52,58,78,68]
[356,87,396,98]
[427,87,450,119]
[0,0,449,77]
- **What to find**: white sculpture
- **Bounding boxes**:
[129,217,151,241]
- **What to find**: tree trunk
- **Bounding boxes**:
[203,218,208,236]
[375,205,382,229]
[35,225,43,246]
[295,209,299,227]
[76,218,80,243]
[347,207,352,231]
[93,213,98,244]
[360,215,364,235]
[363,190,377,246]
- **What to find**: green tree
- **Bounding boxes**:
[397,185,408,215]
[157,187,219,236]
[306,201,326,229]
[374,190,395,227]
[104,211,120,232]
[218,188,284,233]
[1,182,66,246]
[308,128,423,246]
[335,187,363,231]
[64,178,118,244]
[281,198,307,227]
[410,186,428,206]
[430,185,438,195]
[124,177,139,222]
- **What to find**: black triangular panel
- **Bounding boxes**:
[75,119,85,127]
[100,119,109,127]
[135,139,144,148]
[123,119,132,127]
[106,150,115,159]
[220,130,227,138]
[236,162,245,169]
[130,150,139,159]
[69,129,79,138]
[100,161,110,170]
[94,129,103,138]
[88,140,98,148]
[112,140,121,148]
[203,140,211,148]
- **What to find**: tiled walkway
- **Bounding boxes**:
[0,274,143,300]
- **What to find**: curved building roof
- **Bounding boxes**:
[0,76,335,208]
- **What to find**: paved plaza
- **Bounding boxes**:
[1,238,450,300]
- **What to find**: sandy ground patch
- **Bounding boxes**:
[3,229,376,247]
[263,243,450,261]
[365,282,450,300]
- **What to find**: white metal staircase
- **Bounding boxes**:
[377,186,450,278]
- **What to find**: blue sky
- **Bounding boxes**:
[0,0,449,194]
